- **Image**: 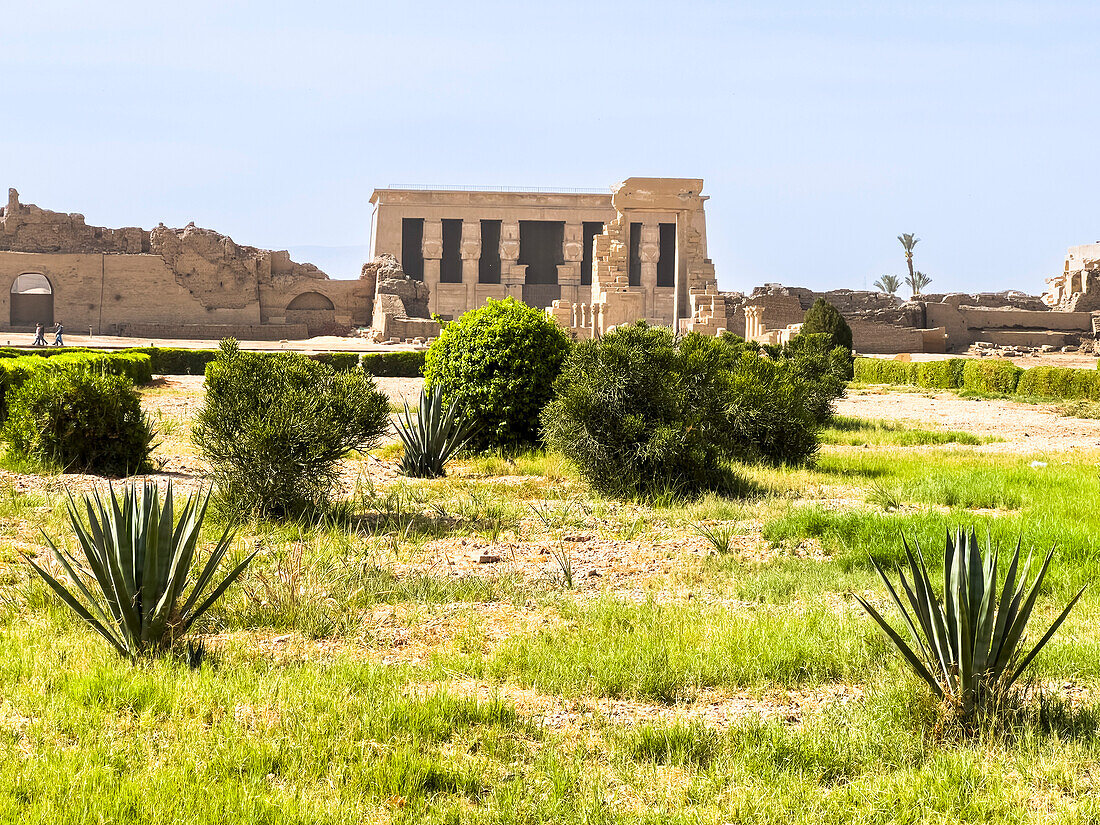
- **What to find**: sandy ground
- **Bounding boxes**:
[838,388,1100,453]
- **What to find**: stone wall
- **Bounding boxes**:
[117,322,309,340]
[0,189,372,337]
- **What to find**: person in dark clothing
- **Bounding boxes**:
[53,320,64,347]
[32,322,45,346]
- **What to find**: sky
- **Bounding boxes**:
[3,0,1099,294]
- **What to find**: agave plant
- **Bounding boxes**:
[26,481,255,659]
[855,529,1084,718]
[395,385,478,478]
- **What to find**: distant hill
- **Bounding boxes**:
[284,245,372,280]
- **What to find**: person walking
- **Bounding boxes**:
[32,322,45,347]
[52,320,64,347]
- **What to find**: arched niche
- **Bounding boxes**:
[11,273,53,328]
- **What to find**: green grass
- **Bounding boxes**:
[3,387,1100,821]
[820,415,994,446]
[441,596,890,700]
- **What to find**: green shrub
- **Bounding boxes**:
[721,347,824,466]
[800,298,853,353]
[360,351,426,377]
[542,324,821,499]
[312,352,361,372]
[915,359,965,390]
[783,333,852,422]
[124,347,219,375]
[962,359,1022,394]
[192,339,390,518]
[0,352,152,419]
[2,367,156,475]
[425,298,570,451]
[853,357,919,385]
[1016,366,1100,400]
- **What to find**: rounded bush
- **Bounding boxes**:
[424,298,571,451]
[2,367,155,475]
[801,299,853,354]
[542,324,822,499]
[192,339,390,518]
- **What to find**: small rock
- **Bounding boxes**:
[477,553,501,564]
[586,569,601,577]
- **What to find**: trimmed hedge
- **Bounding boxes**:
[0,345,425,377]
[854,358,919,386]
[1016,366,1100,400]
[856,356,1044,397]
[361,351,425,377]
[0,352,153,419]
[124,347,219,376]
[961,360,1023,394]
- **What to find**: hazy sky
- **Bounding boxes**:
[4,1,1099,293]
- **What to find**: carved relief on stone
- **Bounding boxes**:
[460,237,481,260]
[563,240,583,261]
[422,239,443,260]
[500,239,520,261]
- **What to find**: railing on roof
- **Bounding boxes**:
[384,184,612,194]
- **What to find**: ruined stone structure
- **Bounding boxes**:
[725,284,1097,354]
[1043,243,1100,312]
[0,189,373,338]
[362,254,441,343]
[369,177,717,337]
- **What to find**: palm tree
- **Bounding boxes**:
[906,270,932,297]
[874,274,902,295]
[898,233,919,282]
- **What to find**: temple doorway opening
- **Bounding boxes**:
[10,273,53,328]
[519,220,563,307]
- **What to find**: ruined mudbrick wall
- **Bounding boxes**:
[0,189,373,336]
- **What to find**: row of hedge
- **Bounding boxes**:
[0,347,425,377]
[0,352,153,418]
[855,356,1100,399]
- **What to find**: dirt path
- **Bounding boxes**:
[838,389,1100,454]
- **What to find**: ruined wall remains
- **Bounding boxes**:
[718,282,1088,354]
[1042,243,1100,312]
[0,189,371,337]
[363,254,441,342]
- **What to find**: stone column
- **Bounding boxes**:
[422,220,443,315]
[744,305,763,340]
[460,219,481,312]
[560,223,584,307]
[500,221,524,302]
[639,223,659,320]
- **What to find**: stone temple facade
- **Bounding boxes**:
[369,177,719,337]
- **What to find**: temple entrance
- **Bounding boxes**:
[285,291,337,336]
[10,273,53,328]
[519,221,563,307]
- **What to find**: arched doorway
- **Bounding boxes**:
[11,273,53,328]
[285,291,337,336]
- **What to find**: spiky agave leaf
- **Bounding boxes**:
[25,481,255,659]
[396,385,478,478]
[856,528,1085,719]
